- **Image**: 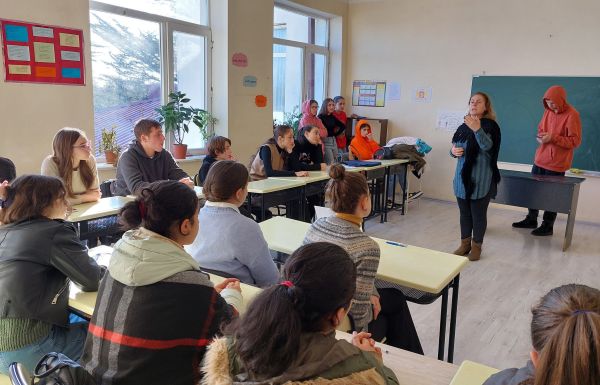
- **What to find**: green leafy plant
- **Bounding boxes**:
[281,105,302,136]
[99,125,121,153]
[156,91,217,145]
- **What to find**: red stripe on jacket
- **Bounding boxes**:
[88,323,211,349]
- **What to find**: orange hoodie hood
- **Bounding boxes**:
[543,85,568,113]
[349,119,380,160]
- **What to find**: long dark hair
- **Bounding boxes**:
[51,128,95,198]
[234,242,356,379]
[530,284,600,385]
[318,98,334,116]
[0,174,67,224]
[296,125,319,146]
[119,180,198,239]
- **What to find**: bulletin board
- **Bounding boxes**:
[0,19,85,85]
[352,80,386,107]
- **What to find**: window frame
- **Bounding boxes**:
[90,1,212,159]
[272,4,330,111]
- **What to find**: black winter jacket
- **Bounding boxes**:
[0,218,102,327]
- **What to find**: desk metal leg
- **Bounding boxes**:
[563,184,580,251]
[401,163,408,215]
[383,168,390,223]
[437,286,449,361]
[448,274,460,363]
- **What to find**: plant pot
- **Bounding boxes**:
[105,151,118,165]
[172,144,188,159]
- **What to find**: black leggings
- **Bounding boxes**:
[456,187,493,243]
[369,289,423,354]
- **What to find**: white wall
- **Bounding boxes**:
[0,0,94,175]
[346,0,600,224]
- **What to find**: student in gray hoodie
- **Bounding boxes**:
[112,119,193,196]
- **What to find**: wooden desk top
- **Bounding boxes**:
[247,178,306,194]
[67,196,133,222]
[449,360,499,385]
[259,217,468,294]
[336,331,458,385]
[270,171,331,183]
[499,169,585,184]
[69,247,262,318]
[377,158,410,167]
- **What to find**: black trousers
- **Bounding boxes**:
[369,289,424,354]
[526,164,565,226]
[456,185,494,243]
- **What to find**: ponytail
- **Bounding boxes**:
[531,284,600,385]
[234,242,356,380]
[119,180,198,239]
[326,163,369,214]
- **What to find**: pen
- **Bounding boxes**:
[386,241,407,247]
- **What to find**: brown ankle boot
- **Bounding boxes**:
[469,241,482,261]
[453,237,471,256]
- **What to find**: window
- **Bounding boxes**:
[273,6,329,123]
[90,0,210,157]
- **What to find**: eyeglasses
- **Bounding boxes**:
[72,142,91,149]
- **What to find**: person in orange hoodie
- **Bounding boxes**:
[512,85,582,236]
[349,120,381,160]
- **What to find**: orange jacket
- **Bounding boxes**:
[534,86,582,172]
[349,120,380,160]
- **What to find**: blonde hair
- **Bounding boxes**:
[470,92,496,121]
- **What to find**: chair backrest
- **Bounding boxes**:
[193,173,201,186]
[8,362,32,385]
[99,179,115,198]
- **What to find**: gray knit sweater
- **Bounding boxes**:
[303,216,379,331]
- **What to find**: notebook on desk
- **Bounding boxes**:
[88,245,113,267]
[449,360,499,385]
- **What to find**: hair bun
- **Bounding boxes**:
[328,164,346,180]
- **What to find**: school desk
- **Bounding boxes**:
[67,196,134,241]
[335,331,458,385]
[0,374,9,385]
[377,158,411,217]
[270,171,330,221]
[68,246,262,318]
[246,178,306,220]
[449,360,499,385]
[493,169,585,251]
[259,216,468,363]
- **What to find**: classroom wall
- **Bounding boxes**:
[0,0,94,176]
[346,0,600,224]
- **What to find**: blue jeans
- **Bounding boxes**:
[0,322,88,375]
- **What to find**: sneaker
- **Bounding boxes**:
[407,191,423,202]
[531,223,553,236]
[512,217,538,229]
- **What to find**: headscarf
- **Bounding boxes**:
[349,120,381,160]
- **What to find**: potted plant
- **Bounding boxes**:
[194,109,218,148]
[156,91,216,159]
[282,105,302,136]
[100,126,121,165]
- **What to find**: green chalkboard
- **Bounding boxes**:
[471,76,600,172]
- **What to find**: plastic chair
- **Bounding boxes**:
[8,362,32,385]
[99,179,114,198]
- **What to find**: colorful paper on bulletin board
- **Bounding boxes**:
[0,19,85,85]
[352,80,386,107]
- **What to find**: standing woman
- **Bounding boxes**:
[0,175,102,374]
[450,92,501,261]
[318,98,346,164]
[41,127,101,205]
[299,99,327,152]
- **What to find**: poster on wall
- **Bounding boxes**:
[352,80,386,107]
[0,19,85,85]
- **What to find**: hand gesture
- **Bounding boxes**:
[366,132,374,141]
[451,145,464,157]
[464,115,481,132]
[370,295,381,320]
[295,171,309,177]
[0,180,8,200]
[179,177,195,188]
[320,163,327,171]
[539,132,552,144]
[214,278,241,293]
[85,189,102,202]
[352,331,383,362]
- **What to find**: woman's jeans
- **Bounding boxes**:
[0,322,88,375]
[323,137,338,165]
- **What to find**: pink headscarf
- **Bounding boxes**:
[299,100,327,140]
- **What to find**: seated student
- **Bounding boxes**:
[41,127,101,205]
[318,98,346,164]
[303,164,423,354]
[198,135,233,185]
[112,119,193,196]
[349,120,381,160]
[81,180,242,385]
[484,283,600,385]
[249,124,308,180]
[0,175,103,374]
[187,160,279,287]
[202,242,400,384]
[289,125,327,172]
